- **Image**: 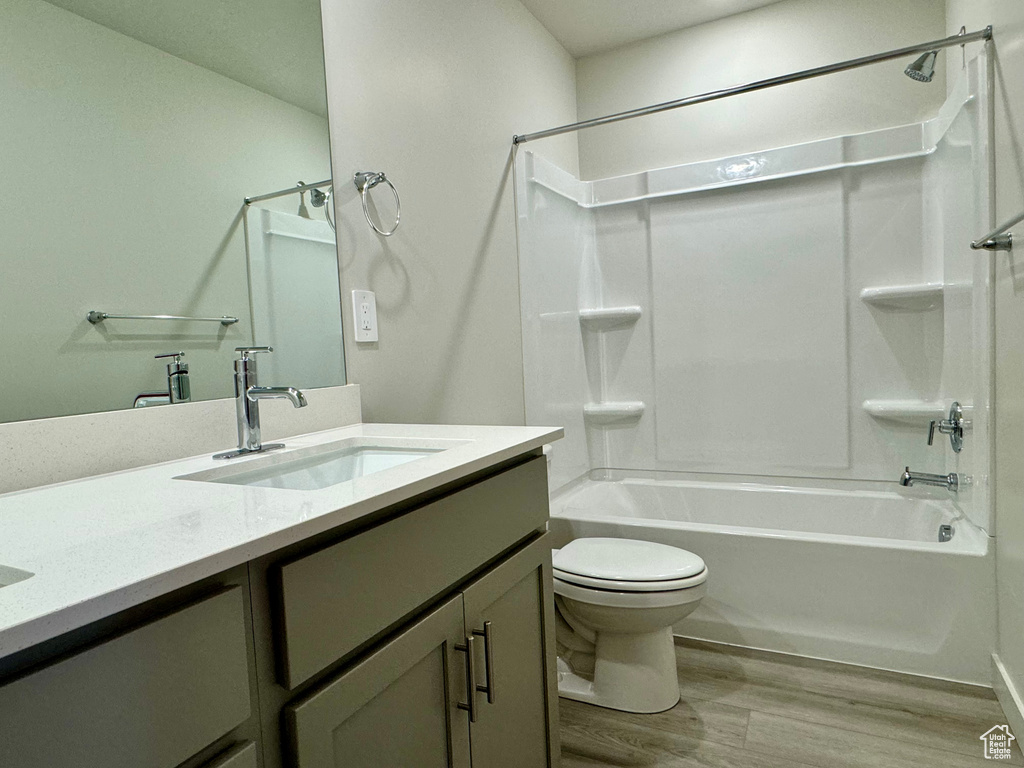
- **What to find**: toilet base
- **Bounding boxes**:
[557,626,681,714]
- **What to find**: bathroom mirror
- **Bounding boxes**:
[0,0,344,424]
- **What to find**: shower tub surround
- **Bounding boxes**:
[517,54,995,682]
[549,472,993,684]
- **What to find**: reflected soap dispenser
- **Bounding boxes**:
[156,352,191,404]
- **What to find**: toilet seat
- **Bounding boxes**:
[552,537,706,592]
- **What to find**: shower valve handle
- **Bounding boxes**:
[927,402,964,452]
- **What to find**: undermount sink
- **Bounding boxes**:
[0,565,34,590]
[178,437,468,491]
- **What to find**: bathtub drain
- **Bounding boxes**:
[938,524,954,543]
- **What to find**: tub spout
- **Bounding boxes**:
[900,466,958,492]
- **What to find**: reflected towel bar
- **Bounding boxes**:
[87,311,239,326]
[971,210,1024,252]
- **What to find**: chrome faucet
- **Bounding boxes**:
[156,351,192,404]
[214,346,307,460]
[133,352,192,408]
[899,466,959,492]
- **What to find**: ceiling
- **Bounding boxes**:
[519,0,787,58]
[43,0,328,117]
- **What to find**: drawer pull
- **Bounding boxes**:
[454,635,478,723]
[472,621,495,705]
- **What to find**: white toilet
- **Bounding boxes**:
[552,537,707,714]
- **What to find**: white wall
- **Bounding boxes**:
[574,0,947,180]
[0,0,332,422]
[320,0,578,426]
[946,0,1024,738]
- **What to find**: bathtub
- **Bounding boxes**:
[548,472,995,684]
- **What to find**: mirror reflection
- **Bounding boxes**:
[0,0,343,424]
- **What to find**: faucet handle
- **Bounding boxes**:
[927,402,964,452]
[235,346,273,360]
[155,351,185,361]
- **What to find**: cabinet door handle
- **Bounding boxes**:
[472,621,495,704]
[454,635,478,723]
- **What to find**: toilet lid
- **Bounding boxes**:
[552,537,706,582]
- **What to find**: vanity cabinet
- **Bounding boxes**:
[284,534,557,768]
[0,451,557,768]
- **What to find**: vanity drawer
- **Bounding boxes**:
[0,588,252,768]
[277,455,548,688]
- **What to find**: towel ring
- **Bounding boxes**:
[354,171,401,236]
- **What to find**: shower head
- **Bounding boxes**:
[904,50,938,82]
[309,185,335,232]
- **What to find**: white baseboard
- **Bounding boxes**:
[993,654,1024,740]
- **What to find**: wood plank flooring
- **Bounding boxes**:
[559,639,1022,768]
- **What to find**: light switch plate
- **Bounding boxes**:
[351,290,378,342]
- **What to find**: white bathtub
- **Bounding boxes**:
[549,472,995,684]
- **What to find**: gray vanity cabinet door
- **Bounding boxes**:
[285,595,471,768]
[461,534,560,768]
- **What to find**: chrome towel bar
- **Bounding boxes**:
[971,210,1024,252]
[87,311,239,326]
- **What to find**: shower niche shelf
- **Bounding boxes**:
[859,283,943,310]
[579,306,642,330]
[584,401,645,424]
[862,399,946,425]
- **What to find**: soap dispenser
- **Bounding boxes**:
[156,352,191,404]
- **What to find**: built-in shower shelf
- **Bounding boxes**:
[859,283,943,310]
[584,401,645,424]
[862,399,946,425]
[579,306,642,330]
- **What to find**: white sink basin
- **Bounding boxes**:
[0,565,33,589]
[178,437,468,491]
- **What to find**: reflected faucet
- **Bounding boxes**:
[899,466,959,493]
[214,346,307,460]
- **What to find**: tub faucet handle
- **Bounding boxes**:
[927,402,964,453]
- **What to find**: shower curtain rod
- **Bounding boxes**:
[512,26,993,145]
[244,178,332,206]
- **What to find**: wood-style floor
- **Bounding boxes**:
[559,639,1021,768]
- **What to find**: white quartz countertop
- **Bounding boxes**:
[0,423,562,660]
